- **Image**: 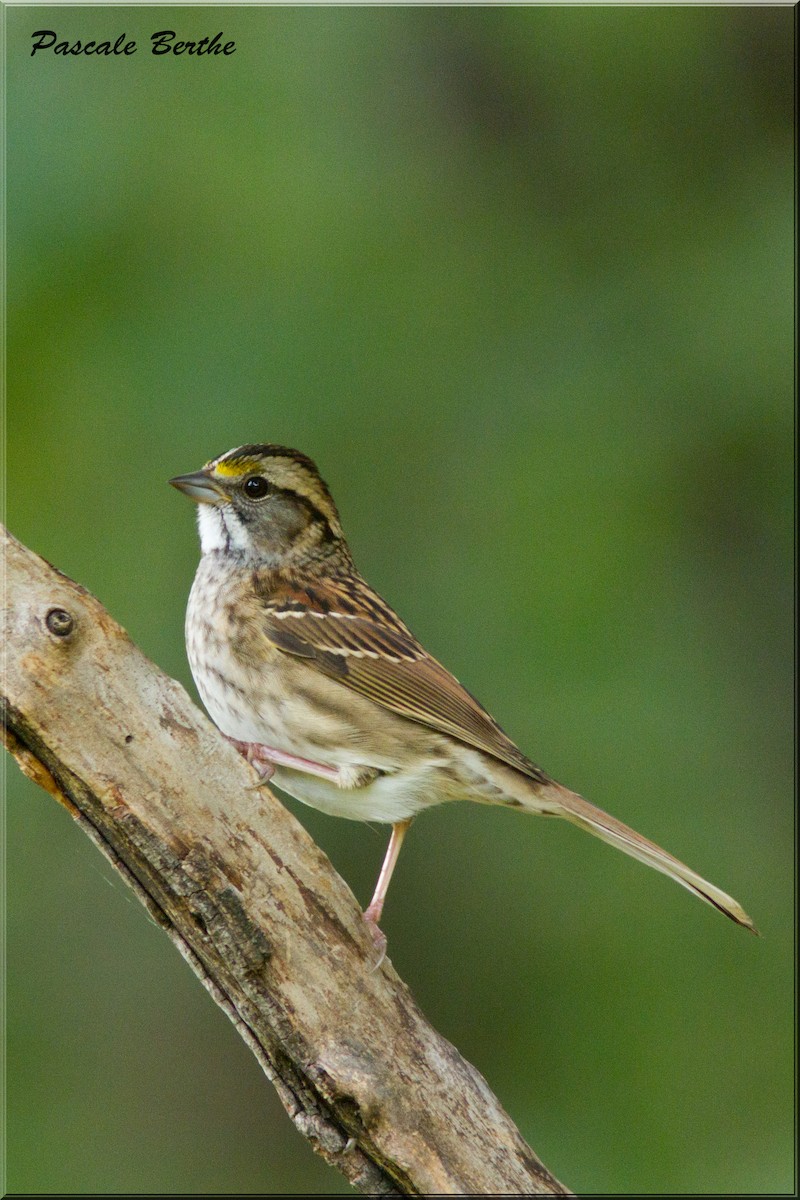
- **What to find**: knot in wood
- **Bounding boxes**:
[45,607,75,639]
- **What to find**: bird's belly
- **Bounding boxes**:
[186,607,460,823]
[271,761,449,824]
[192,657,401,775]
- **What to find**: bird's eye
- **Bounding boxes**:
[243,475,270,499]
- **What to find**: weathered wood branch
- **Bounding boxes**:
[1,524,570,1196]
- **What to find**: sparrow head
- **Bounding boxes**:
[170,443,349,567]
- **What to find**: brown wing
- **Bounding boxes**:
[260,574,548,784]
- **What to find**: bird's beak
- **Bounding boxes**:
[169,470,229,505]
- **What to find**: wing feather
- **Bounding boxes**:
[260,576,547,783]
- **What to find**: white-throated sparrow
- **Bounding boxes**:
[170,443,755,955]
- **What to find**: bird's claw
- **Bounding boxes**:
[225,736,277,788]
[245,757,276,789]
[362,908,387,971]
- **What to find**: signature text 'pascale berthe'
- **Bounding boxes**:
[31,31,237,57]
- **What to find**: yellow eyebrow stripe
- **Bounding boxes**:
[212,458,260,478]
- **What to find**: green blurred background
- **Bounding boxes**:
[4,4,793,1194]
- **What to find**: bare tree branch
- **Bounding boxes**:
[2,524,570,1196]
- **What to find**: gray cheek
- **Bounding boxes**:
[266,495,306,541]
[245,495,307,555]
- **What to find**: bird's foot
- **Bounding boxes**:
[226,737,277,788]
[226,736,343,787]
[362,903,387,971]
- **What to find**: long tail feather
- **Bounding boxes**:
[525,781,758,933]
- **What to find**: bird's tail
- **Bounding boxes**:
[515,779,757,933]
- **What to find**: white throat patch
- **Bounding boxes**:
[197,504,251,554]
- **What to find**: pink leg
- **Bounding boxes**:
[363,819,412,966]
[227,737,342,784]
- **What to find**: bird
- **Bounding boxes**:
[170,443,756,958]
